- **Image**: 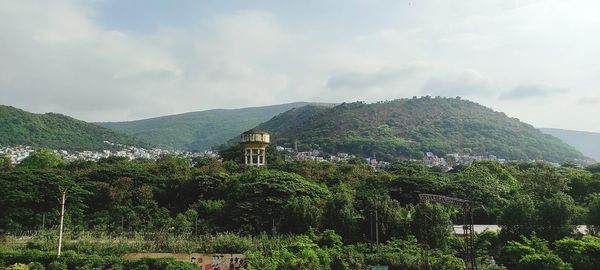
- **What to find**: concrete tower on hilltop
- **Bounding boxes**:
[240,129,270,166]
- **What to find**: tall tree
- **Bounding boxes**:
[16,149,63,170]
[0,154,12,172]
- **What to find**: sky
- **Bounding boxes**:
[1,0,599,132]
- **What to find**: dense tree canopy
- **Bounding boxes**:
[1,150,600,269]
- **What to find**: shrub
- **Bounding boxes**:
[5,263,29,270]
[47,261,67,270]
[27,262,45,270]
[555,236,600,270]
[518,253,572,270]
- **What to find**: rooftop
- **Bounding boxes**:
[242,128,269,135]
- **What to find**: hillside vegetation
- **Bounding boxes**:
[255,97,584,162]
[98,102,331,151]
[540,128,600,161]
[0,105,149,151]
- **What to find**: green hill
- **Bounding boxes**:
[540,128,600,161]
[98,102,332,151]
[252,97,585,163]
[0,105,149,151]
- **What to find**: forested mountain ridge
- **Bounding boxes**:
[540,128,600,161]
[0,105,149,151]
[98,102,333,151]
[254,97,585,162]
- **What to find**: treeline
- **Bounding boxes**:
[1,150,600,269]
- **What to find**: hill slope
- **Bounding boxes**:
[540,128,600,161]
[254,98,584,163]
[98,102,332,151]
[0,106,149,151]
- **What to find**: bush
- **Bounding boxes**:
[27,262,45,270]
[47,261,66,270]
[502,234,572,270]
[517,253,572,270]
[555,236,600,270]
[5,263,29,270]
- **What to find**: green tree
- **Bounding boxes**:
[192,157,226,176]
[564,169,597,203]
[512,163,570,198]
[0,170,86,232]
[17,149,63,170]
[226,169,330,234]
[155,154,190,180]
[27,262,44,270]
[498,195,537,241]
[448,161,517,222]
[536,193,578,242]
[413,202,453,249]
[586,193,600,235]
[586,163,600,173]
[502,234,571,270]
[555,236,600,270]
[0,154,12,172]
[322,183,361,241]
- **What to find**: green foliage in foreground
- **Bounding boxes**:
[0,249,196,270]
[3,233,600,270]
[1,232,468,270]
[3,150,600,269]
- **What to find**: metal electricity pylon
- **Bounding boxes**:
[418,193,477,270]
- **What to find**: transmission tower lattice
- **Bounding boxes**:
[418,193,477,270]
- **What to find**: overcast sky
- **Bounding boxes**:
[1,0,599,132]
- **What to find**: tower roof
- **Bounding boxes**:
[242,128,269,135]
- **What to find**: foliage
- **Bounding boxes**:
[413,203,453,250]
[2,154,600,269]
[251,98,584,162]
[586,193,600,234]
[555,236,600,270]
[0,105,149,151]
[16,150,63,170]
[0,249,196,270]
[0,170,87,232]
[225,169,330,234]
[0,155,12,172]
[502,234,572,270]
[98,102,323,151]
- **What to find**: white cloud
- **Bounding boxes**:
[421,71,495,98]
[0,0,599,132]
[500,84,568,100]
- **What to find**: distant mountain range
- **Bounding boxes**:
[540,128,600,161]
[0,100,592,164]
[98,102,333,151]
[0,105,149,151]
[246,97,585,163]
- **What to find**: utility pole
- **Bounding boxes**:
[57,190,66,258]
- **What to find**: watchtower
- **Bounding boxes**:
[240,129,270,166]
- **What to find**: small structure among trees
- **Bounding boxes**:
[240,129,270,166]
